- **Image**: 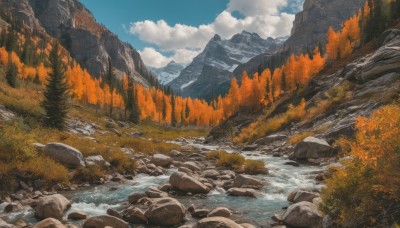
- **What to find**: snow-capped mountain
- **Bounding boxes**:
[150,61,187,85]
[168,31,286,99]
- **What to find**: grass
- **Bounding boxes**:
[288,132,314,145]
[234,99,306,144]
[206,151,267,174]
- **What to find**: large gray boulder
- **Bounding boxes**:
[44,143,85,168]
[294,137,332,160]
[170,172,210,194]
[208,207,232,218]
[197,217,243,228]
[227,188,259,198]
[123,207,148,224]
[281,201,323,228]
[233,174,265,189]
[35,194,71,220]
[83,215,129,228]
[144,197,186,226]
[151,154,172,167]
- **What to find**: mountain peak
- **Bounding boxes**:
[211,34,222,41]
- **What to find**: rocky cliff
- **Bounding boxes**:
[233,0,365,77]
[0,0,154,86]
[168,31,283,99]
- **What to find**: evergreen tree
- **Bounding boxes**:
[131,86,141,124]
[171,94,177,127]
[281,72,287,92]
[265,77,271,102]
[162,96,167,120]
[34,71,40,84]
[5,31,17,53]
[21,33,34,66]
[106,57,115,116]
[42,43,69,130]
[318,42,324,56]
[6,56,17,88]
[185,100,190,119]
[126,75,134,120]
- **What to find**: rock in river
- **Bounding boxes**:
[170,172,210,194]
[281,201,323,228]
[35,194,71,220]
[144,197,186,226]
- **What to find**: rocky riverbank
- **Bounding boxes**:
[0,134,339,227]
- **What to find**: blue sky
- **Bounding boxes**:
[80,0,304,68]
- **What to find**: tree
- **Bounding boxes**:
[162,96,167,121]
[6,56,17,88]
[126,75,134,121]
[131,86,141,124]
[106,57,115,116]
[185,100,190,119]
[42,43,69,130]
[171,94,177,127]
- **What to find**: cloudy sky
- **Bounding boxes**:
[80,0,304,68]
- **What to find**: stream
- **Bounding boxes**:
[0,140,325,227]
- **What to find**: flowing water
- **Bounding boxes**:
[0,140,325,227]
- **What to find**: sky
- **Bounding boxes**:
[80,0,304,68]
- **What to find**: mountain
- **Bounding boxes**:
[0,0,154,86]
[149,61,187,85]
[168,31,285,99]
[233,0,365,77]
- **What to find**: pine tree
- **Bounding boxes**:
[126,75,134,121]
[265,76,271,102]
[22,33,34,66]
[185,100,190,119]
[106,57,115,116]
[6,56,17,88]
[5,31,17,52]
[171,94,177,127]
[42,43,69,130]
[281,72,287,92]
[162,96,167,121]
[131,86,141,124]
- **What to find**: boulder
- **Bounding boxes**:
[208,207,232,218]
[227,188,259,198]
[106,209,122,219]
[253,134,287,145]
[85,155,110,167]
[144,197,186,226]
[44,143,85,168]
[33,218,66,228]
[241,223,256,228]
[0,218,17,228]
[233,174,265,189]
[170,172,210,194]
[35,194,71,219]
[203,170,220,179]
[281,201,323,228]
[182,161,201,172]
[294,137,332,160]
[287,190,320,203]
[178,167,193,174]
[197,217,243,228]
[68,211,88,220]
[191,209,210,218]
[123,207,148,224]
[83,215,129,228]
[146,187,168,198]
[151,154,172,167]
[128,192,147,204]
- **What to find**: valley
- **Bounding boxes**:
[0,0,399,227]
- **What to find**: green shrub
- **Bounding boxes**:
[215,152,245,170]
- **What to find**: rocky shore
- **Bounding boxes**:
[0,133,338,228]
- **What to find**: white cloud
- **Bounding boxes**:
[139,47,199,68]
[131,0,299,67]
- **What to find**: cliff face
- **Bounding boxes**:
[284,0,365,54]
[233,0,365,77]
[0,0,152,86]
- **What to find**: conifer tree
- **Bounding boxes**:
[126,75,134,120]
[42,43,69,130]
[171,93,177,127]
[6,56,17,88]
[131,86,141,124]
[162,96,167,121]
[281,72,287,92]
